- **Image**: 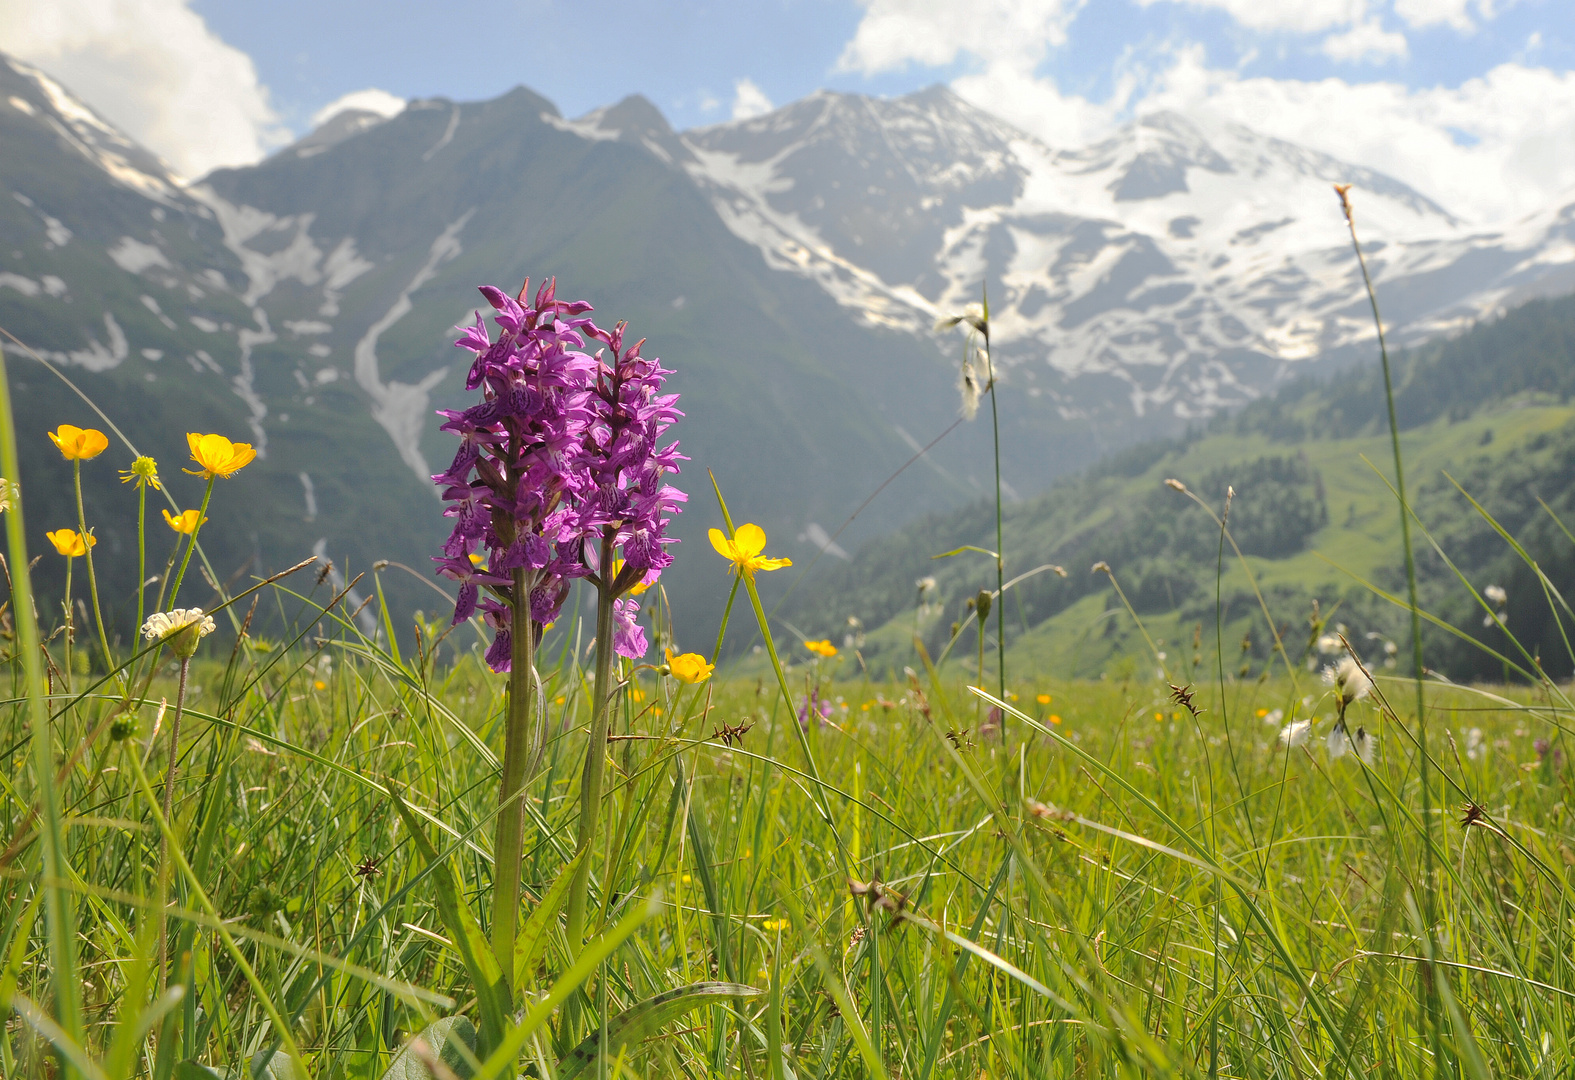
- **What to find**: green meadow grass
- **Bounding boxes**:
[2,567,1574,1079]
[4,210,1575,1080]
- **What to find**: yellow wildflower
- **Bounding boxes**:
[48,425,108,461]
[163,508,206,534]
[46,528,95,557]
[804,639,838,658]
[708,523,791,579]
[1036,693,1052,705]
[1049,714,1062,725]
[666,649,715,684]
[185,433,256,479]
[120,456,161,490]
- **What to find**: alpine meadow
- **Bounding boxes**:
[7,34,1575,1080]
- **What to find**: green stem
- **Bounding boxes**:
[566,534,618,949]
[167,475,216,607]
[0,346,83,1074]
[156,657,189,991]
[72,460,114,678]
[985,335,1005,744]
[135,481,147,633]
[491,567,538,993]
[61,556,73,696]
[1342,199,1441,1070]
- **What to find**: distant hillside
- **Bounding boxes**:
[780,291,1575,682]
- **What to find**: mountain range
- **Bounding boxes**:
[3,51,1574,651]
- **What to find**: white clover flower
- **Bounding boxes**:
[141,608,215,659]
[1484,584,1507,606]
[1279,719,1311,747]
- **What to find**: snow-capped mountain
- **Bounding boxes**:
[676,86,1575,417]
[6,53,1575,647]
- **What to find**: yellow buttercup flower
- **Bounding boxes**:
[48,425,109,461]
[666,649,714,684]
[804,639,838,658]
[120,456,161,490]
[185,433,256,479]
[1037,693,1052,705]
[708,523,791,579]
[46,528,96,557]
[163,508,206,534]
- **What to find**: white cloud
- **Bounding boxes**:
[1141,49,1575,223]
[1322,19,1409,62]
[0,0,287,179]
[1393,0,1486,31]
[731,77,774,121]
[836,0,1084,76]
[310,88,405,129]
[1136,0,1367,34]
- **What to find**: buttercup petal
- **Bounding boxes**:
[734,523,767,559]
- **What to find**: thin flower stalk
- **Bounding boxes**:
[49,426,116,679]
[1336,181,1442,1065]
[141,607,214,988]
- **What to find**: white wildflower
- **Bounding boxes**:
[1353,727,1377,764]
[958,356,982,420]
[1323,656,1373,709]
[1279,719,1311,747]
[141,607,215,659]
[916,576,937,598]
[1384,640,1398,656]
[1327,722,1350,759]
[0,478,17,514]
[1484,584,1507,606]
[1462,731,1482,759]
[1263,708,1284,726]
[934,302,987,335]
[1316,634,1341,654]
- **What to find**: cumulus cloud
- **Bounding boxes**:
[731,77,774,121]
[0,0,288,179]
[1393,0,1491,31]
[1136,0,1367,34]
[1322,19,1409,62]
[1141,49,1575,223]
[837,0,1575,224]
[837,0,1084,76]
[310,88,406,129]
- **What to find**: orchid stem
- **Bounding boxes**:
[491,566,539,994]
[566,533,619,953]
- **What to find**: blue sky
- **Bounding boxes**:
[3,1,1573,222]
[188,0,1571,136]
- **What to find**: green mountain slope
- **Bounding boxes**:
[781,291,1575,682]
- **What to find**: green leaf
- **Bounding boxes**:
[513,848,588,995]
[931,545,996,560]
[390,787,508,1049]
[380,1016,478,1080]
[174,1063,236,1080]
[556,983,760,1079]
[246,1049,302,1080]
